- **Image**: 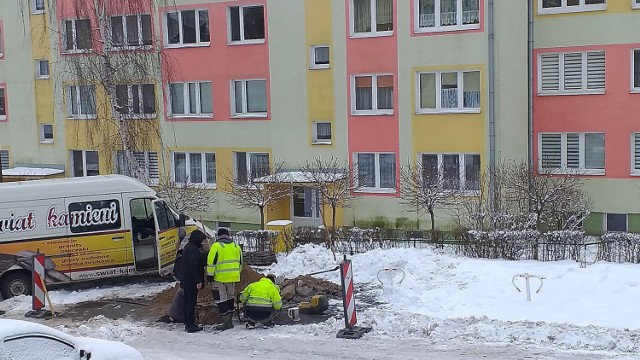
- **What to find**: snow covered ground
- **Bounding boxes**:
[2,244,640,359]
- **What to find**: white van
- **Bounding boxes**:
[0,175,206,299]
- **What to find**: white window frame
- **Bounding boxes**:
[0,149,9,170]
[35,60,49,79]
[538,132,605,175]
[234,152,270,185]
[634,0,640,9]
[66,85,96,119]
[349,0,394,38]
[227,5,266,45]
[0,25,4,58]
[0,87,6,121]
[351,74,394,115]
[70,150,99,177]
[630,132,640,176]
[419,153,481,195]
[114,84,156,119]
[414,0,481,33]
[538,0,606,15]
[632,49,640,93]
[62,19,92,53]
[168,82,213,118]
[231,79,268,118]
[604,213,628,232]
[109,14,152,50]
[171,151,217,188]
[163,9,210,48]
[416,70,481,114]
[353,152,397,193]
[312,122,332,145]
[538,51,606,95]
[31,0,45,14]
[39,124,54,144]
[310,46,330,70]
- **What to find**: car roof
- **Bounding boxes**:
[0,319,75,342]
[0,175,156,203]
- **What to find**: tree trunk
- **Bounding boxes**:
[0,154,3,183]
[429,208,436,242]
[259,206,265,230]
[331,205,337,255]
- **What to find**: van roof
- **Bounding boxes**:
[0,175,157,203]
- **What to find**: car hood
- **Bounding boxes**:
[76,337,143,360]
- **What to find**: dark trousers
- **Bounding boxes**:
[245,305,274,323]
[182,284,198,328]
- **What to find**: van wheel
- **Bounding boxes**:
[1,272,32,299]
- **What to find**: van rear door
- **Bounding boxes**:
[151,199,179,277]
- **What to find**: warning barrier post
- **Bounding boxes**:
[336,255,371,339]
[25,253,53,319]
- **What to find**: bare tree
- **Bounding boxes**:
[154,175,216,214]
[503,161,591,233]
[36,0,177,181]
[300,156,361,252]
[398,160,463,241]
[224,162,291,230]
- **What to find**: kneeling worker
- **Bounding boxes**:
[238,274,282,327]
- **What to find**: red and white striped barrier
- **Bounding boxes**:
[336,255,371,339]
[25,253,54,319]
[32,253,46,310]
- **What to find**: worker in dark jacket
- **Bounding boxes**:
[180,229,207,333]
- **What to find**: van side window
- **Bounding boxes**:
[130,198,155,241]
[154,201,176,231]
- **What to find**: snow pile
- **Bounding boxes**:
[269,244,339,279]
[57,315,147,343]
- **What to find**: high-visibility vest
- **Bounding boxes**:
[239,278,282,311]
[206,241,242,283]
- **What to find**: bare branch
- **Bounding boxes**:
[154,176,216,214]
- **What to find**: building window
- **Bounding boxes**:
[633,50,640,92]
[40,124,54,143]
[415,0,480,33]
[63,19,92,52]
[232,79,267,117]
[234,152,269,185]
[0,25,4,58]
[66,85,96,119]
[110,14,152,49]
[355,153,396,191]
[421,153,480,192]
[35,60,49,79]
[165,10,210,46]
[634,0,640,9]
[310,46,330,69]
[32,0,45,14]
[0,149,8,169]
[229,5,265,44]
[115,84,155,118]
[539,133,605,175]
[172,152,216,186]
[631,133,640,175]
[0,87,6,120]
[351,0,393,36]
[418,70,480,113]
[313,122,332,144]
[352,74,394,115]
[116,151,159,184]
[71,150,99,177]
[169,82,213,117]
[605,213,627,232]
[539,0,606,14]
[539,51,605,94]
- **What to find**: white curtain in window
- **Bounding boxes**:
[376,0,393,31]
[462,0,479,24]
[316,123,332,139]
[205,153,216,184]
[379,154,396,188]
[584,133,605,170]
[250,153,269,181]
[174,153,187,182]
[353,0,371,33]
[441,88,457,108]
[418,0,435,27]
[355,76,373,110]
[190,153,202,183]
[440,0,457,26]
[357,154,375,187]
[246,80,267,113]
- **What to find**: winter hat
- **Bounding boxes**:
[189,229,207,245]
[266,274,276,284]
[217,228,230,236]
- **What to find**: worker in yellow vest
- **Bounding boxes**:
[207,228,242,331]
[239,274,282,328]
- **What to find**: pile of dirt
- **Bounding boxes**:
[152,265,342,325]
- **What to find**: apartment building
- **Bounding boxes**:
[0,0,636,233]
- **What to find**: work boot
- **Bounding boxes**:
[185,325,203,333]
[215,314,234,331]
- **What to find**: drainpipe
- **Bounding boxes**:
[528,0,535,207]
[488,0,496,213]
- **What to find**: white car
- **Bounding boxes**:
[0,319,143,360]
